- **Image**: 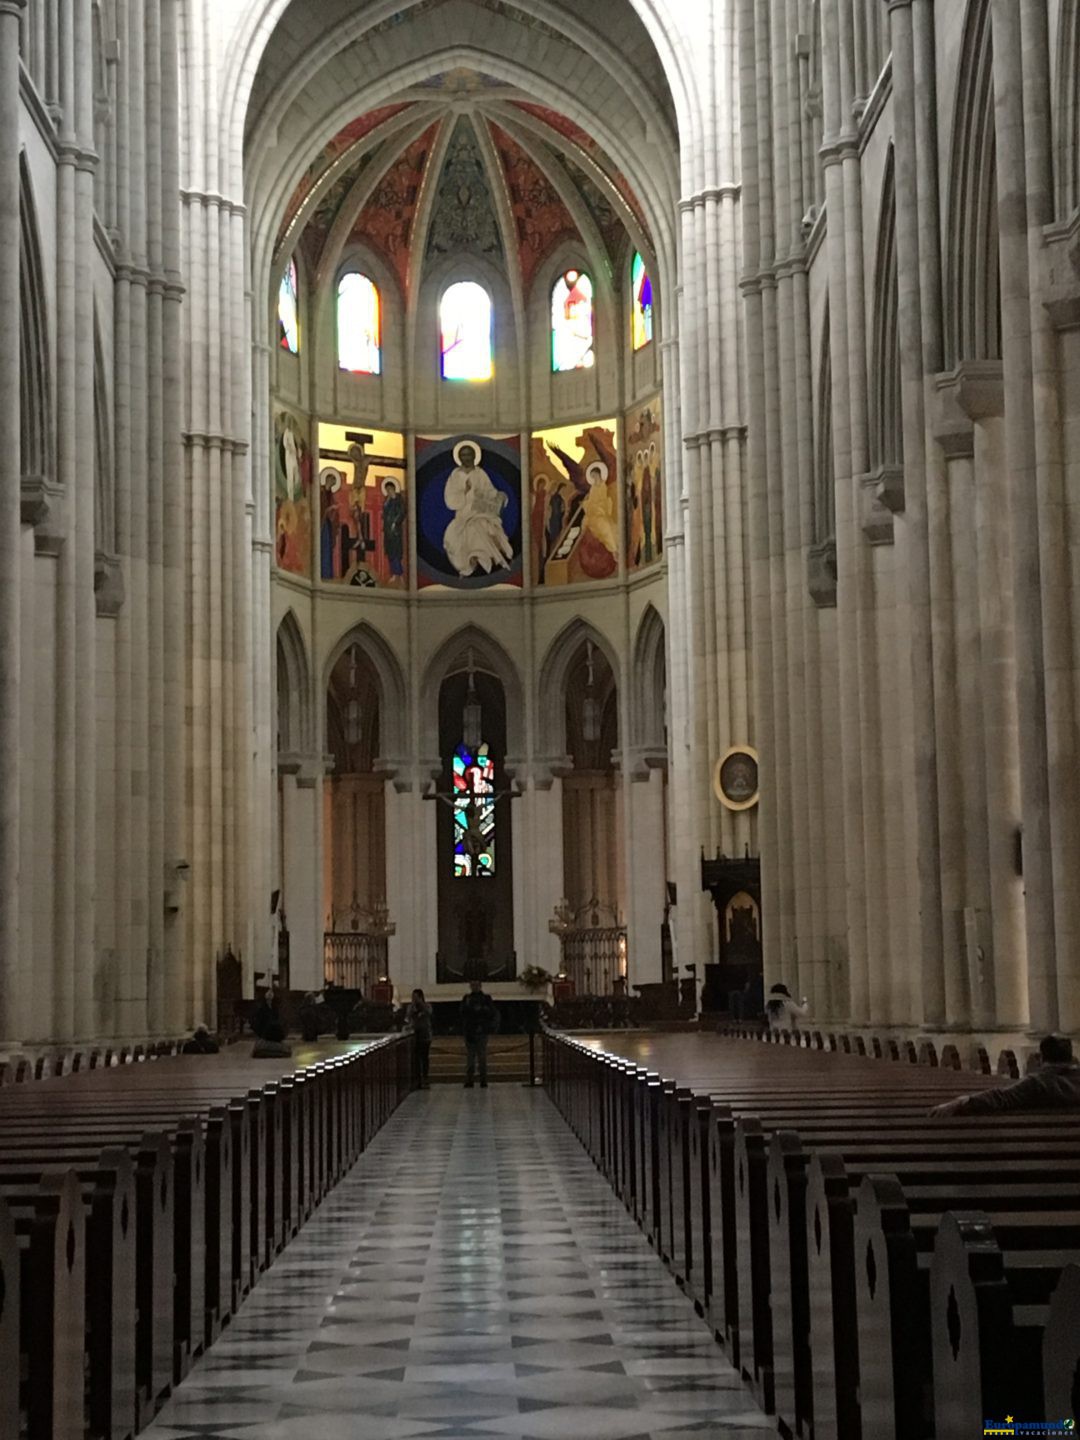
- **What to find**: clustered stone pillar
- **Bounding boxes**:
[670,0,753,987]
[0,0,26,1040]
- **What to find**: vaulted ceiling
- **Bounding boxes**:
[246,0,678,301]
[273,86,655,300]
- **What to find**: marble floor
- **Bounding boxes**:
[144,1087,774,1440]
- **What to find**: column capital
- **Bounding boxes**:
[0,1,28,16]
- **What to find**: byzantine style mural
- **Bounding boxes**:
[415,434,523,589]
[530,420,619,585]
[275,408,313,578]
[625,395,662,571]
[318,422,408,588]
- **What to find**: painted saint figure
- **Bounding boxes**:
[381,480,406,581]
[531,475,549,581]
[581,461,618,558]
[443,440,514,577]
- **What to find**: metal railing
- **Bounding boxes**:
[323,932,388,992]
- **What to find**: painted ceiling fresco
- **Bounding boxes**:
[276,84,649,297]
[559,154,625,263]
[350,124,441,294]
[489,123,579,289]
[426,118,503,262]
[278,104,413,247]
[510,101,652,240]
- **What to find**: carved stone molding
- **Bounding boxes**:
[932,362,1004,458]
[859,471,896,545]
[618,745,669,781]
[94,552,125,617]
[808,537,838,608]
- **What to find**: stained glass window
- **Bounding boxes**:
[452,742,496,878]
[551,268,595,372]
[278,258,299,354]
[441,281,493,381]
[632,252,653,350]
[338,272,382,375]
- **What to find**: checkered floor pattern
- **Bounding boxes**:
[143,1086,773,1440]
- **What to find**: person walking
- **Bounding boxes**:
[461,979,498,1088]
[765,982,809,1033]
[405,988,434,1089]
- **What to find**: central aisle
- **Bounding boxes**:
[146,1088,772,1440]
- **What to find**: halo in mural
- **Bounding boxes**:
[530,420,619,587]
[317,422,408,589]
[416,434,522,589]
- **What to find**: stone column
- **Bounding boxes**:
[0,0,26,1040]
[278,757,325,992]
[886,0,947,1024]
[624,753,668,988]
[990,0,1057,1030]
[1018,0,1080,1031]
[382,776,416,995]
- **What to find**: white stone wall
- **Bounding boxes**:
[6,0,1079,1042]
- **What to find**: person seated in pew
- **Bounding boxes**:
[252,1019,292,1059]
[181,1023,219,1055]
[929,1034,1080,1116]
[765,982,809,1033]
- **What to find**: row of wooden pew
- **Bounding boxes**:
[0,1034,412,1440]
[723,1021,1031,1079]
[542,1029,1080,1440]
[0,1041,189,1085]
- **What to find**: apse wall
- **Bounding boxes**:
[268,233,669,998]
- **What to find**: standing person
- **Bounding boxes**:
[405,988,434,1089]
[460,979,498,1088]
[765,982,809,1033]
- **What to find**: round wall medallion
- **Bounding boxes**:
[714,746,759,811]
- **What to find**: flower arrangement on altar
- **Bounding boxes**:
[518,965,554,992]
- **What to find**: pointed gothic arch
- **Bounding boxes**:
[323,620,408,766]
[631,604,667,752]
[419,625,524,765]
[870,148,903,473]
[275,611,313,755]
[19,153,52,515]
[1059,0,1080,218]
[946,0,1001,365]
[536,618,621,761]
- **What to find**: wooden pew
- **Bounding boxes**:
[930,1209,1080,1440]
[0,1035,410,1440]
[541,1030,1080,1440]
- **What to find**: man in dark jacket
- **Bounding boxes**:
[929,1034,1080,1116]
[461,980,498,1088]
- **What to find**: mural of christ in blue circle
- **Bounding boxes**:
[415,433,523,589]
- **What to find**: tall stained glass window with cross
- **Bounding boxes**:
[453,743,496,878]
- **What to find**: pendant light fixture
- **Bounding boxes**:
[582,639,600,744]
[345,645,362,746]
[462,650,482,751]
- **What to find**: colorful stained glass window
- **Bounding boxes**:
[551,268,595,372]
[440,281,493,381]
[278,258,299,354]
[452,742,496,878]
[337,272,382,375]
[632,252,653,350]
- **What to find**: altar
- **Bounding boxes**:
[422,982,550,1035]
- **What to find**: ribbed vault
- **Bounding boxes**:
[243,0,680,317]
